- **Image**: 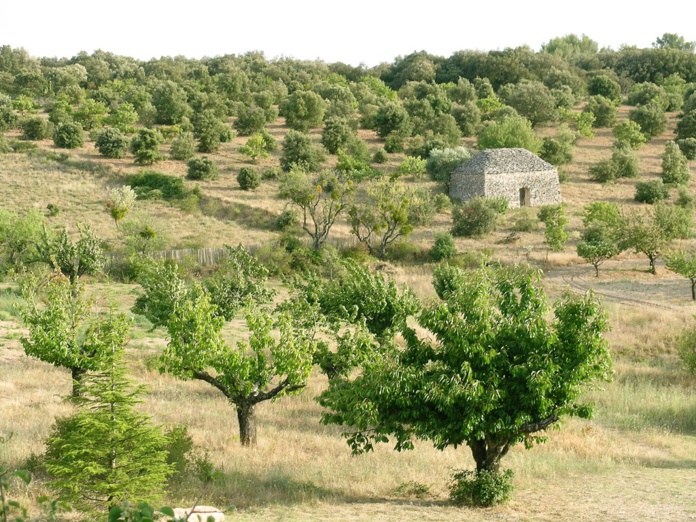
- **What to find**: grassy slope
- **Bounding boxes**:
[1,107,696,520]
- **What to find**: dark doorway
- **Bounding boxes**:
[519,187,530,207]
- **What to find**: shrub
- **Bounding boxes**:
[676,138,696,160]
[431,232,457,261]
[53,122,84,149]
[130,129,163,165]
[321,117,353,154]
[477,116,541,153]
[125,171,188,200]
[512,210,538,232]
[187,156,218,181]
[450,101,481,136]
[0,134,10,154]
[280,130,325,172]
[373,101,411,138]
[612,121,646,149]
[281,90,327,132]
[629,101,668,139]
[372,148,388,164]
[426,147,472,184]
[451,197,500,237]
[538,204,568,251]
[676,187,694,208]
[275,209,298,230]
[95,128,129,159]
[587,74,622,103]
[662,140,691,185]
[539,136,572,166]
[590,160,616,183]
[627,82,668,108]
[611,144,639,179]
[21,116,51,140]
[384,131,405,153]
[583,95,617,128]
[449,469,514,507]
[169,132,196,161]
[677,327,696,374]
[635,179,669,203]
[233,104,267,135]
[676,110,696,141]
[396,156,426,178]
[262,166,282,180]
[237,167,261,190]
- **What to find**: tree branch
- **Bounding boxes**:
[519,415,558,434]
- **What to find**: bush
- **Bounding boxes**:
[677,327,696,374]
[676,138,696,160]
[512,210,538,232]
[321,117,353,154]
[373,101,411,138]
[396,156,426,178]
[426,147,472,184]
[676,110,696,141]
[275,209,298,230]
[169,132,196,161]
[662,140,690,185]
[587,74,622,103]
[627,82,668,108]
[0,134,10,154]
[53,122,84,149]
[384,131,405,153]
[431,232,457,261]
[612,121,646,149]
[611,144,639,179]
[187,156,218,181]
[477,116,541,153]
[21,116,51,140]
[233,104,267,136]
[280,130,325,172]
[125,171,188,200]
[449,469,515,507]
[281,90,327,132]
[589,159,617,183]
[635,179,670,203]
[262,166,282,180]
[130,129,163,165]
[372,148,388,164]
[583,95,617,128]
[450,101,481,136]
[237,167,261,190]
[539,136,572,166]
[95,127,129,159]
[629,101,668,139]
[538,204,569,251]
[451,197,500,237]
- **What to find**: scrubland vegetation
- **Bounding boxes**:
[1,32,696,521]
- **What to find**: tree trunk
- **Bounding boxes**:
[691,280,695,301]
[594,262,600,278]
[468,437,510,473]
[71,366,86,397]
[237,402,257,446]
[649,255,657,275]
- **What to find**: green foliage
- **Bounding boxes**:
[372,148,388,164]
[19,274,109,396]
[237,167,261,190]
[590,144,639,183]
[0,208,45,270]
[431,232,457,261]
[512,209,538,232]
[125,170,188,200]
[151,80,192,125]
[577,226,621,276]
[676,138,696,160]
[449,469,515,507]
[627,82,668,109]
[108,503,176,522]
[653,32,695,51]
[168,131,196,161]
[629,100,668,139]
[0,134,10,154]
[538,204,569,251]
[95,127,129,159]
[450,101,481,136]
[106,185,137,225]
[662,140,690,185]
[279,169,354,250]
[36,224,105,285]
[44,314,170,510]
[384,131,405,153]
[613,121,646,149]
[105,102,138,133]
[582,201,622,229]
[53,122,84,149]
[281,90,327,131]
[635,179,669,203]
[280,130,325,172]
[130,129,163,165]
[395,156,426,178]
[373,101,411,138]
[665,249,696,300]
[21,116,50,140]
[477,116,541,153]
[276,209,298,230]
[187,156,218,181]
[539,131,574,167]
[425,147,471,184]
[677,324,696,373]
[73,98,108,130]
[321,117,353,154]
[583,95,617,128]
[348,181,435,258]
[499,80,557,127]
[164,289,318,445]
[319,265,611,491]
[587,74,622,103]
[238,133,271,162]
[0,94,19,131]
[451,197,500,237]
[233,104,267,136]
[676,110,696,140]
[131,258,189,329]
[192,110,231,153]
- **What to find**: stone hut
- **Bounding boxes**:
[449,148,562,208]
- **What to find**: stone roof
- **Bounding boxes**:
[453,148,554,175]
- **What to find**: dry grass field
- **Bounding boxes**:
[1,106,696,520]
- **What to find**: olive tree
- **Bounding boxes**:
[319,264,610,504]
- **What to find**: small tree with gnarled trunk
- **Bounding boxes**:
[164,289,317,446]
